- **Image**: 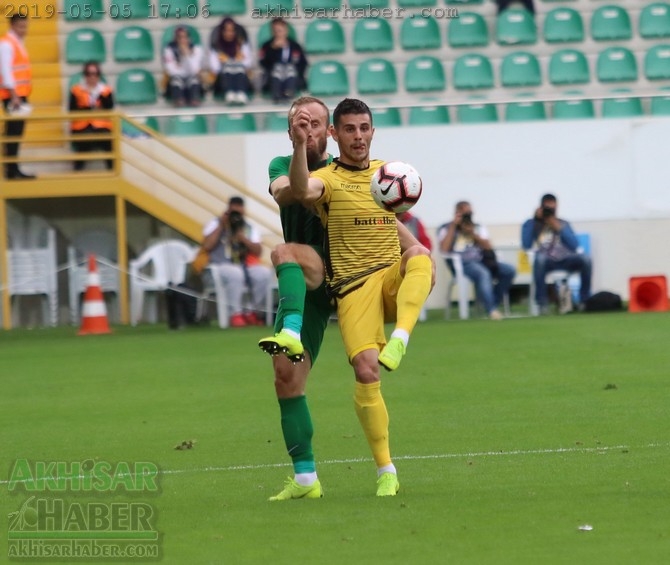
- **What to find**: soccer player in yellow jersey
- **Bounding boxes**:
[288,98,434,496]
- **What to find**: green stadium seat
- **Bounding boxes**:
[596,47,638,83]
[500,51,541,87]
[206,0,247,15]
[644,45,670,80]
[408,106,450,126]
[496,9,537,46]
[215,114,257,133]
[265,112,289,131]
[65,28,105,64]
[553,99,595,120]
[505,101,547,121]
[398,0,436,6]
[307,60,350,96]
[353,18,394,52]
[350,0,389,7]
[109,0,152,19]
[457,102,498,124]
[543,8,584,43]
[161,25,201,50]
[253,0,296,15]
[548,49,590,85]
[602,94,644,118]
[63,0,104,21]
[400,16,441,50]
[405,56,446,92]
[357,59,398,95]
[591,5,632,41]
[159,0,199,18]
[639,3,670,39]
[448,12,489,48]
[122,116,160,137]
[301,0,339,10]
[650,90,670,114]
[257,20,297,47]
[453,54,494,90]
[304,19,345,54]
[68,72,108,90]
[116,69,158,105]
[114,27,154,63]
[166,115,209,135]
[371,107,402,127]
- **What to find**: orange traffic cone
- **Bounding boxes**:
[78,254,112,335]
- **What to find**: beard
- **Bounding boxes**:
[306,137,328,169]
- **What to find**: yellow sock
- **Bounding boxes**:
[354,381,391,468]
[396,254,432,334]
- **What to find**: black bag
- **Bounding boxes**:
[165,284,201,329]
[583,291,623,312]
[481,249,499,277]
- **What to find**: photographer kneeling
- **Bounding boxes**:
[202,196,273,327]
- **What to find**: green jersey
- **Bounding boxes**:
[268,154,333,246]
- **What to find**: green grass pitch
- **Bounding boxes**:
[1,312,669,564]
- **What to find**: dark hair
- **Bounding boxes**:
[82,61,102,76]
[169,27,192,63]
[271,17,288,26]
[212,17,244,56]
[332,98,372,128]
[10,13,28,23]
[229,196,245,207]
[288,96,330,129]
[541,193,557,205]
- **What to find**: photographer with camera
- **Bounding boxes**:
[203,196,273,327]
[438,201,515,320]
[521,193,592,314]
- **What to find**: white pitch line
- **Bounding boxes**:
[1,442,667,485]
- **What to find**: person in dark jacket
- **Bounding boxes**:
[259,18,307,103]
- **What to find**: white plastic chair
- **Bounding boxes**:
[6,229,59,327]
[129,240,197,325]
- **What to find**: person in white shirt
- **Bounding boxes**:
[163,26,205,107]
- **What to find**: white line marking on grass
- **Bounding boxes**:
[1,442,667,485]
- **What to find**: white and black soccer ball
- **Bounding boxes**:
[370,161,423,214]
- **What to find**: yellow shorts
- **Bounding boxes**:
[336,260,403,361]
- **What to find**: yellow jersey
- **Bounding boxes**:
[311,158,401,298]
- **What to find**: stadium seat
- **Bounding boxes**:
[400,16,441,50]
[500,51,542,87]
[505,101,546,121]
[301,0,339,9]
[357,59,398,94]
[307,60,350,96]
[63,0,104,21]
[65,28,105,64]
[457,102,498,124]
[408,105,450,125]
[644,45,670,80]
[257,20,297,47]
[453,54,494,89]
[553,99,595,120]
[353,18,394,52]
[405,56,446,92]
[253,0,296,14]
[597,47,638,82]
[543,7,585,43]
[109,0,152,19]
[639,3,670,39]
[496,8,537,45]
[371,107,402,127]
[398,0,436,6]
[265,112,289,131]
[548,49,590,85]
[215,114,257,133]
[350,0,389,7]
[591,5,632,41]
[122,116,160,137]
[161,25,202,50]
[304,19,345,54]
[448,12,489,48]
[207,0,247,14]
[113,27,154,63]
[116,69,158,105]
[166,115,209,135]
[602,94,644,118]
[650,90,670,114]
[68,72,109,90]
[159,0,199,18]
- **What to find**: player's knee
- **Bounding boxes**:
[271,243,296,267]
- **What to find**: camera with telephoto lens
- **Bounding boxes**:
[461,212,473,225]
[542,207,554,218]
[228,210,245,233]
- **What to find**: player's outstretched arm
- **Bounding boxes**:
[288,109,324,204]
[397,220,436,291]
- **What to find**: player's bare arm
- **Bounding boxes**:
[397,220,436,291]
[288,109,325,204]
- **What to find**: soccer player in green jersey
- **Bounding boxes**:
[287,98,434,497]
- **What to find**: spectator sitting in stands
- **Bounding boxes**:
[162,26,205,107]
[495,0,535,14]
[259,18,307,104]
[209,17,253,106]
[69,61,114,171]
[398,211,432,252]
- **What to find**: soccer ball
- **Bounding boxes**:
[370,161,423,214]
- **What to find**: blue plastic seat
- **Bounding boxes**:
[304,19,345,54]
[357,58,398,95]
[114,26,154,63]
[65,28,105,64]
[400,16,441,50]
[543,8,584,43]
[405,56,446,93]
[453,54,494,90]
[500,51,542,87]
[591,5,632,41]
[116,69,158,105]
[644,44,670,80]
[353,18,394,52]
[596,47,638,83]
[548,49,590,85]
[308,60,350,96]
[448,12,489,48]
[639,2,670,39]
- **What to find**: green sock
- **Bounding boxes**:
[276,262,305,334]
[279,396,315,474]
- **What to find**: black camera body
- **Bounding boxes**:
[461,212,473,225]
[229,210,245,233]
[542,207,555,218]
